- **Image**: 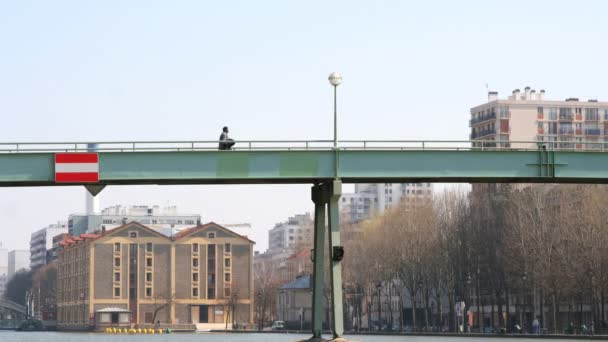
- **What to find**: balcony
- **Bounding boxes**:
[470,112,496,126]
[585,129,601,135]
[558,129,574,135]
[559,114,574,121]
[470,128,496,139]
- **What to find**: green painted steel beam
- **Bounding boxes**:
[2,149,608,186]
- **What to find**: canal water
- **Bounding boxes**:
[0,332,590,342]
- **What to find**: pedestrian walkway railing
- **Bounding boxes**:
[0,140,607,153]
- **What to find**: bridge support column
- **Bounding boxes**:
[310,183,328,340]
[327,179,345,341]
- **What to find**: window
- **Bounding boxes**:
[224,258,231,268]
[146,258,152,267]
[549,107,557,120]
[224,243,231,253]
[114,243,121,252]
[129,232,137,238]
[208,232,215,239]
[114,257,121,267]
[224,287,231,297]
[145,287,152,297]
[114,272,120,282]
[114,287,120,297]
[207,288,215,299]
[537,107,544,114]
[192,273,199,282]
[225,273,231,282]
[193,258,199,267]
[192,288,199,297]
[192,244,199,253]
[146,243,152,252]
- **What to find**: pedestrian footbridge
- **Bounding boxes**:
[1,140,608,186]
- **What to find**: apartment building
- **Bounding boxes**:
[56,221,254,330]
[267,213,313,258]
[30,222,68,270]
[470,87,608,149]
[68,205,201,237]
[340,183,433,222]
[8,250,29,278]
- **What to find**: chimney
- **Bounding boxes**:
[589,99,598,102]
[565,98,579,102]
[524,86,531,100]
[539,89,545,101]
[513,89,521,101]
[488,91,498,102]
[530,89,536,100]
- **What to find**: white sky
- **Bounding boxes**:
[1,1,607,251]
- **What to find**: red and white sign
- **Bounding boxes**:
[55,153,99,183]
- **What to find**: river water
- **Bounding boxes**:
[0,331,588,342]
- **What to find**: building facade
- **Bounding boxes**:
[30,222,69,270]
[56,222,254,330]
[340,183,433,222]
[470,87,608,149]
[0,243,8,278]
[267,213,313,258]
[68,205,201,237]
[7,250,29,278]
[277,275,315,330]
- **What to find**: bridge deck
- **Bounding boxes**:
[0,140,607,185]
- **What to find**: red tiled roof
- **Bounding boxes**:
[288,249,311,260]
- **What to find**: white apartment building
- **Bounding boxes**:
[340,183,433,222]
[470,87,608,149]
[30,222,69,270]
[68,205,201,237]
[0,243,8,277]
[8,250,29,278]
[267,213,313,257]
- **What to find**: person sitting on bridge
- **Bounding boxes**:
[219,126,235,150]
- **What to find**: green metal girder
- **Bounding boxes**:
[1,149,608,186]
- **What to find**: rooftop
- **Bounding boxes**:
[280,275,312,290]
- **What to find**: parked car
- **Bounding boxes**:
[271,321,285,330]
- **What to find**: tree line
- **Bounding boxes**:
[343,184,608,334]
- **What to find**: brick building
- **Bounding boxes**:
[56,222,254,330]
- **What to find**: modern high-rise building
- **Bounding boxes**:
[0,243,8,277]
[267,213,313,258]
[68,205,201,237]
[340,183,433,222]
[470,87,608,149]
[8,250,29,278]
[30,222,69,270]
[0,243,7,297]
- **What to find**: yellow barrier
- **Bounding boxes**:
[103,326,165,334]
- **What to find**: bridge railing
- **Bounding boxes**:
[0,140,606,153]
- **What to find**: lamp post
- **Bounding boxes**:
[466,274,472,333]
[328,72,342,149]
[376,282,382,330]
[257,291,262,331]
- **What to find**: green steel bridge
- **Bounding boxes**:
[1,139,607,341]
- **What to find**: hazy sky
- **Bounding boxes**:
[1,1,607,251]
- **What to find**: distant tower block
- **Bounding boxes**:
[86,143,100,215]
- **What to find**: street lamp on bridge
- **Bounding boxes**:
[328,72,342,149]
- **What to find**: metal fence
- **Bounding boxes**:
[1,140,608,153]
